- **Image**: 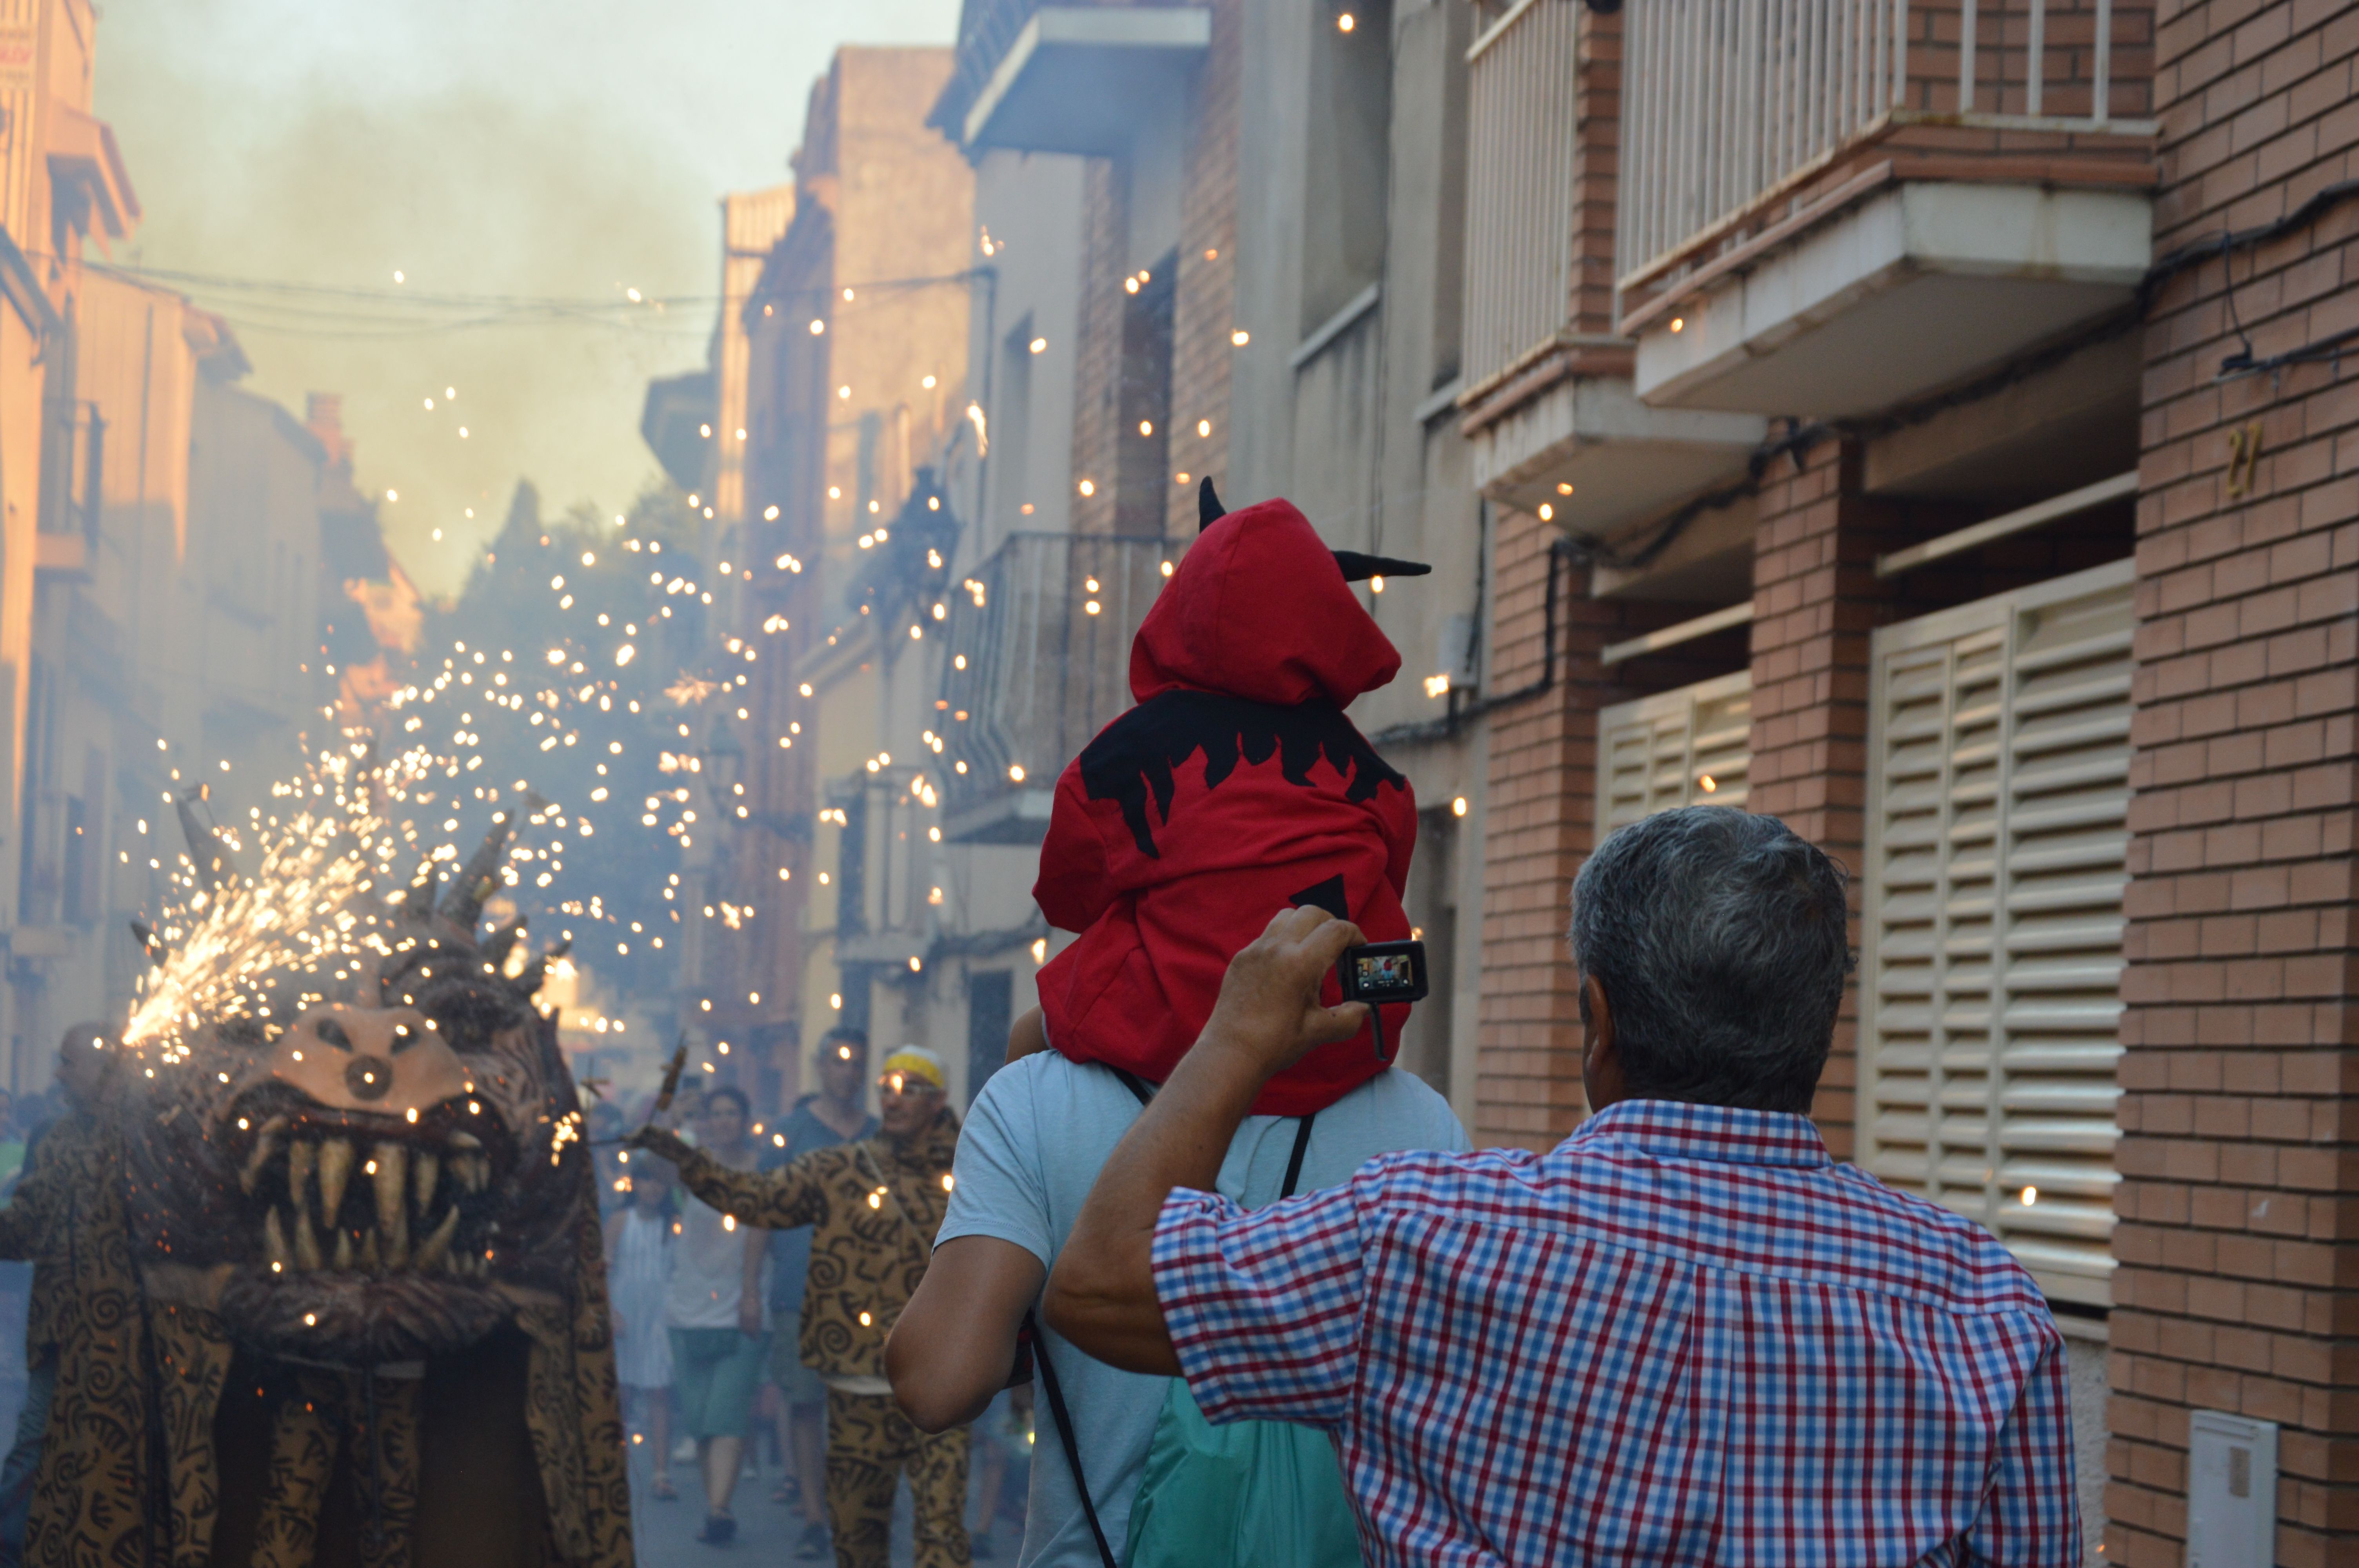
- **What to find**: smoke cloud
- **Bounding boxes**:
[96,0,958,595]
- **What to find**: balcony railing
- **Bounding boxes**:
[1461,0,1588,397]
[1617,0,2155,296]
[938,531,1175,838]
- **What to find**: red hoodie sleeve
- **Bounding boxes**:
[1031,760,1111,933]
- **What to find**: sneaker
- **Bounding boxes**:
[792,1520,830,1559]
[697,1514,736,1545]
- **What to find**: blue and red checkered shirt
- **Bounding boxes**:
[1152,1098,2079,1566]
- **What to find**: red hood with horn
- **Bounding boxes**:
[1031,497,1418,1115]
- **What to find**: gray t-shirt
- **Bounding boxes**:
[938,1051,1470,1568]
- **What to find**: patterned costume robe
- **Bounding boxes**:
[649,1112,967,1568]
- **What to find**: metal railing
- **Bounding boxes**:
[1461,0,1587,395]
[938,532,1176,818]
[1617,0,2155,292]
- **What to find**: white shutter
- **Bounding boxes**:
[1596,670,1752,832]
[1860,558,2133,1307]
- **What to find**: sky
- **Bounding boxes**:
[95,0,963,596]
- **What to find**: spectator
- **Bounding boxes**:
[588,1100,628,1220]
[637,1047,965,1568]
[0,1025,126,1567]
[758,1028,879,1559]
[887,1000,1466,1566]
[605,1146,678,1502]
[1044,808,2081,1564]
[661,1084,770,1545]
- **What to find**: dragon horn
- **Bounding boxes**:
[402,858,438,921]
[517,935,571,997]
[438,813,514,933]
[174,789,240,892]
[483,917,528,968]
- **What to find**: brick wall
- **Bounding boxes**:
[1473,507,1750,1148]
[2109,3,2359,1562]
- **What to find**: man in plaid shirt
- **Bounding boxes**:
[1044,807,2080,1565]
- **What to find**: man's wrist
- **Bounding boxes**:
[1183,1025,1286,1093]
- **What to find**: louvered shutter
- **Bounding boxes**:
[1860,559,2133,1307]
[1596,670,1752,832]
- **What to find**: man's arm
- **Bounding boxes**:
[887,1236,1045,1432]
[633,1128,828,1230]
[0,1143,57,1262]
[1963,1330,2083,1564]
[1042,906,1367,1374]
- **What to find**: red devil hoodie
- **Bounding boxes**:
[1030,494,1418,1115]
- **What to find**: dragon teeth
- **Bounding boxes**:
[318,1139,354,1225]
[333,1227,353,1271]
[264,1209,291,1271]
[412,1151,439,1215]
[358,1229,382,1272]
[415,1205,460,1271]
[374,1144,409,1269]
[240,1117,288,1196]
[288,1141,316,1216]
[296,1209,325,1273]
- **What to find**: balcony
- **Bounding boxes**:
[933,2,1210,155]
[937,532,1174,844]
[1456,0,1765,557]
[1617,0,2157,415]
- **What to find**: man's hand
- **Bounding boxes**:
[630,1124,691,1165]
[739,1297,764,1337]
[1198,906,1370,1076]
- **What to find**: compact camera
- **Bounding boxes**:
[1336,940,1426,1062]
[1335,939,1430,1007]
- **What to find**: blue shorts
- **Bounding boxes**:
[669,1328,772,1438]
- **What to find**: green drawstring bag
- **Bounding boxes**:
[1121,1373,1363,1568]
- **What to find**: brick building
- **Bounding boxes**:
[1458,0,2359,1559]
[707,0,2355,1553]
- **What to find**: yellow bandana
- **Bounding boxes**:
[879,1047,947,1093]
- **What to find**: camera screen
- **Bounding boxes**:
[1354,953,1415,992]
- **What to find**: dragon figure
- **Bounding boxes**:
[11,764,631,1568]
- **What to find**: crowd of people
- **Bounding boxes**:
[596,1029,1029,1562]
[0,806,2083,1567]
[602,808,2080,1568]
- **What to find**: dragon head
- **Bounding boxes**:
[118,765,594,1365]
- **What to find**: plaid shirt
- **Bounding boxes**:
[1153,1099,2079,1566]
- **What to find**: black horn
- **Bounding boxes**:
[1332,550,1433,583]
[1198,475,1226,532]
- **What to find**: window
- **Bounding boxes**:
[1301,0,1394,334]
[966,970,1014,1107]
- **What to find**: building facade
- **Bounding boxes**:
[669,49,976,1115]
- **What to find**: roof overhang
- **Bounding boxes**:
[1629,179,2152,416]
[1469,373,1765,540]
[962,6,1210,155]
[47,106,139,251]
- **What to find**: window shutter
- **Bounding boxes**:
[1860,559,2133,1307]
[1596,670,1751,833]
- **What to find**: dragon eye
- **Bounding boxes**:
[315,1019,353,1051]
